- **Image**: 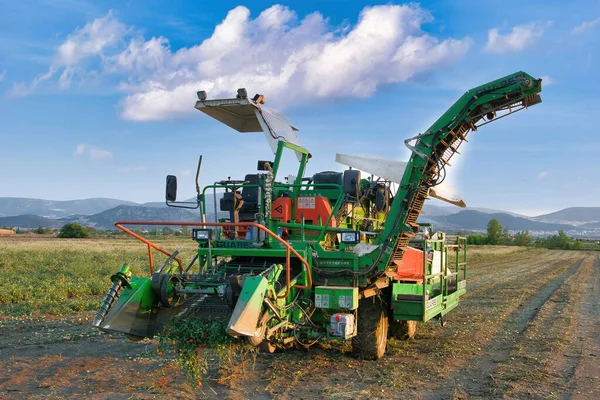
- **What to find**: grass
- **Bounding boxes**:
[0,239,531,317]
[0,237,198,316]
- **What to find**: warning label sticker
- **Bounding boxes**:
[315,293,330,308]
[297,197,316,209]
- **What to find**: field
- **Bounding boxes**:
[0,237,599,399]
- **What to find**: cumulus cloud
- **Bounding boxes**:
[75,143,113,161]
[14,5,471,120]
[572,18,600,34]
[120,4,471,120]
[10,10,127,97]
[537,171,549,179]
[484,22,548,53]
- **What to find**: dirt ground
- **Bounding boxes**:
[1,248,599,399]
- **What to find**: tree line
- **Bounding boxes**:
[466,218,590,250]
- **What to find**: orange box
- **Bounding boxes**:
[393,247,425,281]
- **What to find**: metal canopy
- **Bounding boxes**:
[195,96,304,160]
[195,98,262,133]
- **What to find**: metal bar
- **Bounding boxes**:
[280,140,311,155]
[213,187,218,223]
[277,248,292,299]
[423,239,427,321]
[114,223,183,273]
[114,220,312,291]
[317,188,345,242]
[425,271,445,280]
[147,243,154,274]
[292,152,308,199]
[272,140,284,179]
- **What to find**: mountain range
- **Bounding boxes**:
[0,197,599,237]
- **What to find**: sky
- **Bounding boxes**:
[0,0,599,217]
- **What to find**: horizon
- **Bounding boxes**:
[1,1,599,216]
[1,194,595,218]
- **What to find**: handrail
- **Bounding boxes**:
[200,182,344,226]
[114,221,312,298]
[114,222,184,274]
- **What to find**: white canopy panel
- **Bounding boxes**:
[195,96,304,160]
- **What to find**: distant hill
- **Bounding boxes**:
[0,214,63,229]
[579,221,600,229]
[0,197,137,218]
[1,196,598,236]
[421,204,526,218]
[421,204,457,216]
[533,207,600,226]
[64,205,205,230]
[429,210,574,232]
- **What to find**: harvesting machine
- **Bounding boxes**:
[93,72,542,359]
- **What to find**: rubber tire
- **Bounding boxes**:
[352,297,389,360]
[389,320,418,339]
[258,341,276,353]
[247,324,266,347]
[247,313,270,348]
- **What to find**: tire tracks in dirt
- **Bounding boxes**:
[464,250,565,299]
[562,254,600,399]
[386,252,577,398]
[474,253,599,399]
[427,254,586,399]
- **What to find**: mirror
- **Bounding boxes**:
[166,175,177,202]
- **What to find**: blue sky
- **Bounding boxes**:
[0,0,598,216]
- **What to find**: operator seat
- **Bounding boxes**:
[239,174,260,220]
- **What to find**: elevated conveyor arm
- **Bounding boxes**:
[371,71,542,275]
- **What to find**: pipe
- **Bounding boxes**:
[115,221,313,292]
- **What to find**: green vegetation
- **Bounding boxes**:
[34,226,53,234]
[158,316,257,383]
[486,219,507,245]
[57,223,91,238]
[0,238,197,316]
[467,219,598,250]
[513,230,533,246]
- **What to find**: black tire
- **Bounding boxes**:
[352,297,388,360]
[247,313,270,348]
[258,341,276,353]
[389,320,418,339]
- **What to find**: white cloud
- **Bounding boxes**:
[74,143,113,161]
[539,75,555,86]
[0,70,5,81]
[572,18,600,34]
[10,10,127,96]
[484,22,548,53]
[537,171,549,179]
[14,4,471,120]
[117,165,146,172]
[118,4,471,120]
[180,169,192,176]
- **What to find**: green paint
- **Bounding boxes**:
[93,72,542,351]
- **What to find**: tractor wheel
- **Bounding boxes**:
[352,297,388,360]
[389,320,418,339]
[258,341,276,353]
[247,313,270,348]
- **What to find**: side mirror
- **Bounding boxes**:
[166,175,177,202]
